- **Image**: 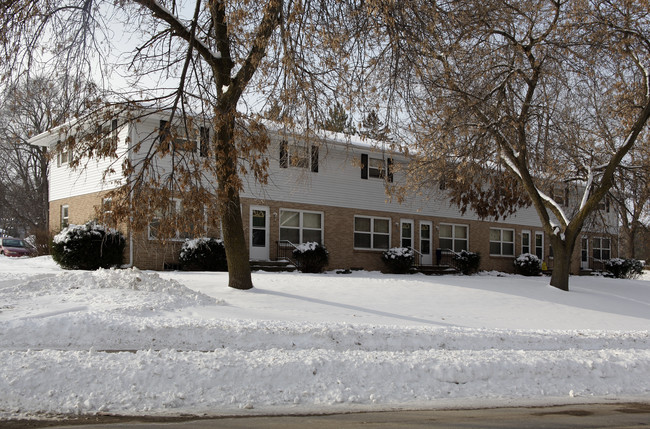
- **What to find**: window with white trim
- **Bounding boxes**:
[279,140,319,172]
[438,223,468,252]
[57,148,72,167]
[552,186,569,206]
[102,198,114,227]
[159,120,199,153]
[535,231,544,260]
[597,196,611,213]
[279,209,323,244]
[148,199,203,240]
[360,154,393,182]
[354,216,390,250]
[95,118,119,153]
[400,219,413,248]
[592,237,611,261]
[490,228,515,256]
[521,230,531,254]
[60,205,69,229]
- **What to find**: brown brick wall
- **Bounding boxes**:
[49,193,618,273]
[240,198,618,274]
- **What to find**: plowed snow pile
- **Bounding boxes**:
[1,256,649,418]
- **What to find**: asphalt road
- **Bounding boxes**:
[4,402,650,429]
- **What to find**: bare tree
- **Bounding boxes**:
[367,0,650,291]
[1,0,364,289]
[611,143,650,260]
[0,75,95,250]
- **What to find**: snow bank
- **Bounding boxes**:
[2,347,650,416]
[1,257,650,418]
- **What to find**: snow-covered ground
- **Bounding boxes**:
[1,255,650,419]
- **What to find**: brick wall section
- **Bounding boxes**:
[240,198,618,274]
[49,193,618,273]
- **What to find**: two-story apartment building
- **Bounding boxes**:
[29,111,619,273]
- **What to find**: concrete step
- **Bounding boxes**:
[416,265,459,275]
[250,259,297,272]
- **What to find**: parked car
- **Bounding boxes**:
[0,237,37,257]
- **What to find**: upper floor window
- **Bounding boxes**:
[96,118,119,152]
[439,223,468,252]
[279,140,319,172]
[489,228,515,256]
[159,120,206,154]
[551,186,569,206]
[597,196,611,213]
[57,147,72,167]
[360,154,393,182]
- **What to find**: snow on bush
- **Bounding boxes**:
[292,242,329,273]
[382,247,414,274]
[605,258,644,279]
[179,237,227,271]
[514,253,542,276]
[51,222,125,270]
[454,250,481,275]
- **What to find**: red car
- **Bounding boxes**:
[0,237,37,257]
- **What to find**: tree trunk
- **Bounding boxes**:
[220,189,253,290]
[548,236,577,292]
[216,114,253,290]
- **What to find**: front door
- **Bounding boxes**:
[250,206,269,260]
[581,236,589,270]
[420,221,433,265]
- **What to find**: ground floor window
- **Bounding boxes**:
[522,230,531,254]
[60,205,69,229]
[592,237,611,261]
[354,216,390,250]
[280,209,323,244]
[148,199,202,240]
[401,219,413,248]
[489,228,515,256]
[439,223,468,252]
[535,232,544,260]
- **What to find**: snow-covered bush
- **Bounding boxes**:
[51,222,125,270]
[179,237,227,271]
[292,242,329,273]
[454,250,481,275]
[514,253,542,276]
[382,247,414,274]
[605,258,643,279]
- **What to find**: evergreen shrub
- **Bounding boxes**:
[179,237,228,271]
[514,253,542,276]
[51,222,125,270]
[293,242,329,273]
[605,258,643,279]
[454,250,481,275]
[382,247,414,274]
